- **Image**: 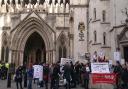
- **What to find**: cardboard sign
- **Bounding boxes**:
[33,65,43,81]
[91,63,110,73]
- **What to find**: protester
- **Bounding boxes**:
[50,63,60,89]
[23,64,27,88]
[7,64,11,88]
[74,61,81,85]
[27,64,33,89]
[43,63,49,89]
[1,63,8,80]
[82,64,90,89]
[63,62,72,89]
[121,63,128,89]
[15,66,23,89]
[113,61,122,89]
[70,61,76,88]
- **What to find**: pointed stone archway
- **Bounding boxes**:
[118,27,128,62]
[23,32,46,65]
[10,17,55,66]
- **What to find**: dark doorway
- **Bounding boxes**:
[124,46,128,62]
[23,32,46,65]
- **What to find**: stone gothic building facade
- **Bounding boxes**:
[0,0,128,66]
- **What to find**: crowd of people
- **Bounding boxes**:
[0,58,128,89]
[14,61,90,89]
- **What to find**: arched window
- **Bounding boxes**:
[1,47,5,62]
[94,8,96,20]
[58,46,67,61]
[103,32,106,45]
[59,46,62,61]
[58,34,67,61]
[102,10,106,22]
[5,47,9,62]
[94,31,97,43]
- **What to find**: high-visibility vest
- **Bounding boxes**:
[0,64,2,69]
[5,63,9,69]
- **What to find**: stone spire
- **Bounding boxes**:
[54,2,59,13]
[34,0,39,11]
[60,3,64,13]
[66,3,69,13]
[46,0,50,4]
[63,0,65,4]
[8,0,14,13]
[1,0,7,13]
[58,0,61,4]
[26,0,33,12]
[37,0,40,4]
[10,0,13,4]
[29,0,31,4]
[52,0,55,5]
[16,0,23,12]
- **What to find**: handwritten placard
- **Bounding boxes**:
[33,65,43,81]
[91,63,110,73]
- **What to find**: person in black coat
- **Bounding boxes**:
[15,66,23,89]
[50,63,60,89]
[63,62,72,89]
[43,63,49,89]
[113,61,122,89]
[70,62,76,88]
[121,64,128,89]
[82,64,90,89]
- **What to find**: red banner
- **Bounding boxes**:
[92,73,117,84]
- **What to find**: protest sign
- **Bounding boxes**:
[114,52,121,61]
[92,73,117,84]
[60,58,74,65]
[33,65,43,81]
[91,63,110,73]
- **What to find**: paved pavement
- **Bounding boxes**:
[0,80,84,89]
[0,79,114,89]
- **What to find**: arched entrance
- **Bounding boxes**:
[23,32,46,65]
[10,16,55,66]
[118,27,128,62]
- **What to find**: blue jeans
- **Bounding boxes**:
[28,78,33,89]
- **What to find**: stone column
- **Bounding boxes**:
[50,51,53,63]
[49,50,53,64]
[13,51,18,67]
[11,50,14,63]
[8,49,12,63]
[52,49,56,63]
[46,50,49,63]
[19,50,23,66]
